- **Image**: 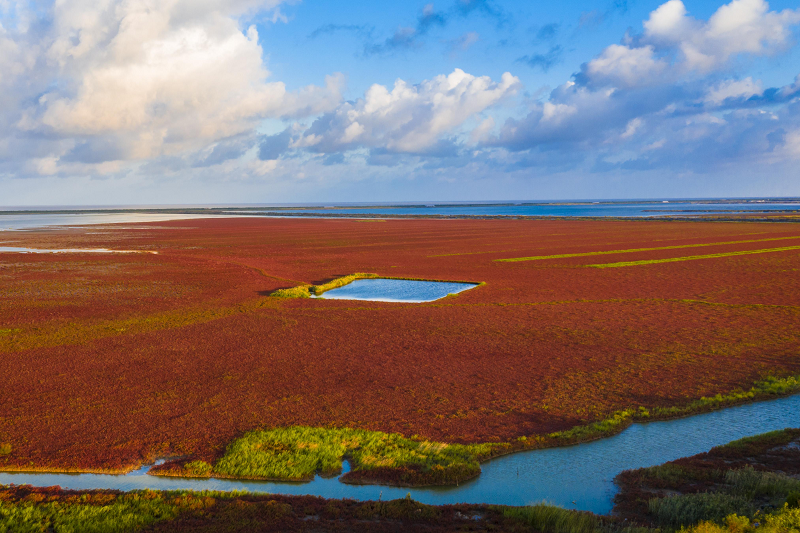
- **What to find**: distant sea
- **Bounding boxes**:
[260,200,800,218]
[1,200,799,231]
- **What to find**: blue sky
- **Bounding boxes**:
[1,0,799,204]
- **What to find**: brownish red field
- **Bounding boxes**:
[1,217,799,472]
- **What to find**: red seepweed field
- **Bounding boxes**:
[1,217,799,473]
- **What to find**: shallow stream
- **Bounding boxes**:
[2,395,798,514]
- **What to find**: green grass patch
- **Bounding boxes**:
[269,285,313,298]
[182,460,212,478]
[494,236,800,262]
[213,426,495,484]
[586,246,800,268]
[310,273,379,295]
[0,489,218,533]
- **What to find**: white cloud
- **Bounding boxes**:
[704,77,763,105]
[582,0,800,88]
[469,116,495,145]
[621,117,644,138]
[295,68,520,154]
[644,0,800,72]
[584,44,667,87]
[1,0,342,170]
[497,0,800,160]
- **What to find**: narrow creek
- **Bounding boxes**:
[2,395,798,515]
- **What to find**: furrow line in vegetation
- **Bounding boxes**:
[588,246,800,268]
[495,235,800,262]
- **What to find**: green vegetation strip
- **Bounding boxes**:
[0,489,218,533]
[495,235,800,262]
[587,246,800,268]
[209,426,494,485]
[270,273,379,298]
[539,375,800,447]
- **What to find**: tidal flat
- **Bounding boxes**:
[1,217,799,491]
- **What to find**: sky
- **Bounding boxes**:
[1,0,799,205]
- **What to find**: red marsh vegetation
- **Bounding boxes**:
[1,217,799,472]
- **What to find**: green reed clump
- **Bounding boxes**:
[724,467,800,500]
[786,491,800,509]
[646,467,800,528]
[503,504,601,533]
[0,489,216,533]
[213,426,493,483]
[502,503,649,533]
[0,443,10,456]
[648,492,755,528]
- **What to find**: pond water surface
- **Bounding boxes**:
[316,278,477,302]
[1,395,797,514]
[0,247,154,254]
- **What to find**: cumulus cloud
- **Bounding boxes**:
[581,0,800,88]
[0,0,343,172]
[488,0,800,178]
[643,0,800,72]
[283,68,520,157]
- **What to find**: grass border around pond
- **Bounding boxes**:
[269,273,484,299]
[146,374,800,488]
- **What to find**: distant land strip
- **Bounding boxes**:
[587,245,800,268]
[495,235,800,262]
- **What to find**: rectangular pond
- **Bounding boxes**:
[316,278,478,303]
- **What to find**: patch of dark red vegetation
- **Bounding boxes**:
[0,485,524,532]
[613,428,800,525]
[1,218,800,472]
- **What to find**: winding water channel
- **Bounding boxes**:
[1,395,798,515]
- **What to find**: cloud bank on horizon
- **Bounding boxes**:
[1,0,799,203]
